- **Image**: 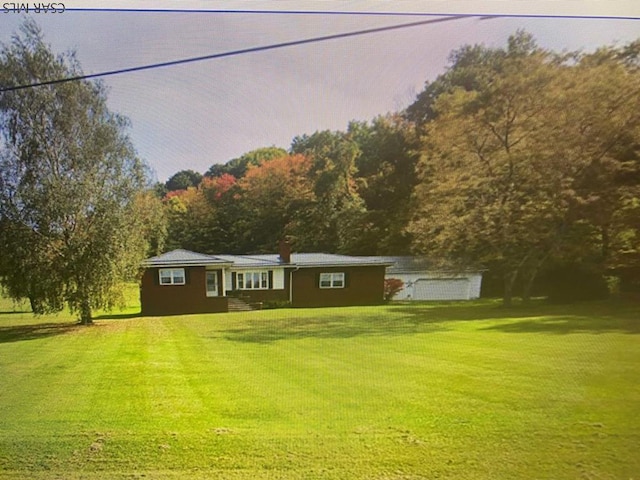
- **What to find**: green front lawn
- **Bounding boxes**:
[0,296,638,479]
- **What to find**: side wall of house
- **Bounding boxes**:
[291,266,386,307]
[140,266,228,315]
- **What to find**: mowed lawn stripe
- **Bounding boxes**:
[0,300,638,478]
[0,321,102,430]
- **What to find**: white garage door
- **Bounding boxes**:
[413,278,470,301]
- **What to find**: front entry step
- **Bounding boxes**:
[227,297,254,312]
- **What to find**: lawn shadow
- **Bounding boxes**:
[481,315,640,335]
[222,300,640,343]
[94,312,141,320]
[0,322,84,343]
[221,313,449,344]
[222,307,464,343]
[391,300,640,334]
[387,303,542,322]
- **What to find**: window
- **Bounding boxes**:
[159,268,185,285]
[237,271,269,290]
[319,272,345,288]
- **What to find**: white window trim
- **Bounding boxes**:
[159,268,185,285]
[319,272,345,289]
[236,270,270,290]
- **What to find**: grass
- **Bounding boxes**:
[0,294,638,479]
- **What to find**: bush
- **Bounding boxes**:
[384,278,404,302]
[262,300,292,310]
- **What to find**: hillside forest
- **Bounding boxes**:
[1,26,639,317]
[156,31,640,303]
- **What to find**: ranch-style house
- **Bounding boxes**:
[140,241,392,315]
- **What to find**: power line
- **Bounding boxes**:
[0,15,470,93]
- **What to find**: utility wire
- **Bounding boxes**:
[0,15,472,93]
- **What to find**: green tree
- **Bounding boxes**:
[163,186,213,253]
[407,34,640,305]
[290,130,367,253]
[0,20,156,323]
[133,190,167,257]
[405,30,536,126]
[165,169,202,192]
[349,115,419,254]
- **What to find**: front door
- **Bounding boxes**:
[206,271,218,297]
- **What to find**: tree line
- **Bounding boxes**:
[160,31,640,305]
[159,116,419,257]
[1,22,638,320]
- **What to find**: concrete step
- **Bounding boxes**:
[227,297,254,312]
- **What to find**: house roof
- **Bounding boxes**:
[290,253,392,268]
[380,256,483,274]
[214,254,283,268]
[143,249,232,267]
[144,250,393,269]
[218,253,393,268]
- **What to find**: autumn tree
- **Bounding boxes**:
[383,278,404,302]
[236,154,314,252]
[198,173,247,253]
[0,20,158,323]
[407,33,640,305]
[162,174,241,253]
[206,146,287,179]
[581,42,640,291]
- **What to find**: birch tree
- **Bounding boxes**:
[0,20,158,323]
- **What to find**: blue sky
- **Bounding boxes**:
[1,2,639,181]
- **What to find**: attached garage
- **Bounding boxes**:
[412,278,471,301]
[379,256,483,301]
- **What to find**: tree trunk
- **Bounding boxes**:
[601,225,610,261]
[521,268,537,305]
[503,270,518,307]
[79,297,93,325]
[28,296,41,314]
[522,253,549,304]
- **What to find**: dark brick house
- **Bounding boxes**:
[140,243,392,316]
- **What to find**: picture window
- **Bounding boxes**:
[237,271,269,290]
